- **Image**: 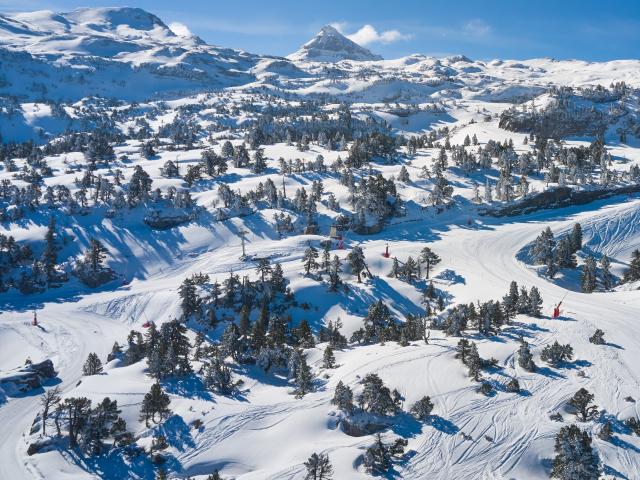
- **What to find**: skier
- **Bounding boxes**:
[382,243,390,258]
[32,311,38,326]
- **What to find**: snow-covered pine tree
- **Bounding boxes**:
[541,341,573,367]
[568,388,598,421]
[139,383,171,427]
[322,345,336,369]
[589,329,606,345]
[347,246,368,283]
[418,247,441,279]
[517,339,536,372]
[551,425,600,479]
[332,380,354,414]
[82,352,103,376]
[304,452,333,480]
[293,352,314,397]
[581,255,597,293]
[621,249,640,284]
[502,281,519,319]
[599,255,613,290]
[357,373,400,416]
[302,245,320,275]
[410,396,434,421]
[528,286,543,317]
[570,223,583,252]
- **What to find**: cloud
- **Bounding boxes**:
[332,23,412,46]
[462,19,492,37]
[168,22,192,37]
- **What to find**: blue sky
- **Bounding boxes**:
[3,0,640,61]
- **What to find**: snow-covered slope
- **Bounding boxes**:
[1,7,640,480]
[0,7,263,102]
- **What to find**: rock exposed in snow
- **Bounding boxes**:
[0,360,57,395]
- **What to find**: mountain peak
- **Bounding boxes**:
[288,24,383,63]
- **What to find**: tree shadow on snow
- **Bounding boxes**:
[163,375,213,401]
[535,366,566,379]
[157,414,196,452]
[603,464,630,479]
[428,414,459,435]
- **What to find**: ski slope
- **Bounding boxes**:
[1,195,638,479]
[1,7,640,479]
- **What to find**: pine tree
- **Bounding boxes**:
[410,396,434,421]
[331,381,354,413]
[328,255,342,291]
[347,246,368,283]
[255,257,272,283]
[251,149,267,174]
[556,237,577,269]
[302,245,320,275]
[419,247,441,279]
[505,377,520,393]
[541,341,573,367]
[551,425,600,479]
[322,345,336,369]
[363,434,407,475]
[320,240,332,273]
[82,352,103,376]
[271,263,286,292]
[40,386,61,436]
[599,255,612,290]
[204,358,236,394]
[85,239,108,272]
[467,343,482,381]
[127,165,152,205]
[221,140,234,158]
[516,286,530,314]
[502,281,519,319]
[528,286,543,317]
[358,373,400,416]
[294,352,314,397]
[140,383,171,426]
[589,329,605,345]
[531,227,555,265]
[570,223,583,252]
[568,388,598,421]
[42,215,58,284]
[397,165,410,182]
[621,249,640,284]
[178,277,199,317]
[62,397,92,448]
[517,339,537,372]
[304,452,333,480]
[581,256,597,293]
[388,257,401,278]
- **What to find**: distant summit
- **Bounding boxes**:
[287,25,383,62]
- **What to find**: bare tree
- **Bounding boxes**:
[40,386,61,436]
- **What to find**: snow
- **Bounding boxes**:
[0,6,639,480]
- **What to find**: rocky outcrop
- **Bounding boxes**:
[484,185,640,217]
[0,360,57,395]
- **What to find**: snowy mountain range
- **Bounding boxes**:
[1,6,640,480]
